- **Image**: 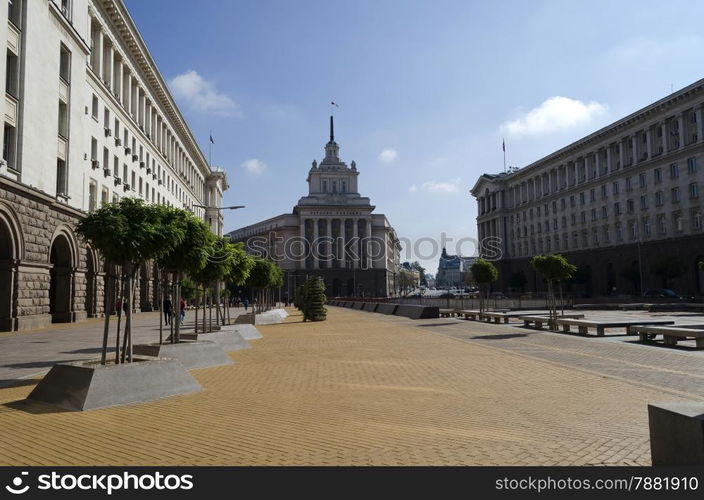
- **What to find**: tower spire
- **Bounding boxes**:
[330,115,334,142]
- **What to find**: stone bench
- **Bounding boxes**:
[439,309,462,318]
[557,318,675,336]
[519,314,585,329]
[480,311,547,324]
[351,302,365,310]
[649,403,704,465]
[393,304,440,320]
[362,302,378,312]
[376,303,398,315]
[628,324,704,348]
[460,309,510,321]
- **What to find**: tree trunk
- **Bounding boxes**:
[202,285,207,334]
[100,267,113,365]
[195,287,199,334]
[158,268,163,345]
[114,269,124,364]
[174,272,181,344]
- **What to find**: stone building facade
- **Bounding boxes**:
[0,0,226,331]
[471,78,704,297]
[228,117,401,298]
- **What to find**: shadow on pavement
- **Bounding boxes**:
[0,378,42,389]
[4,399,70,415]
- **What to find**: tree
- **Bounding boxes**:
[76,199,186,364]
[157,210,215,343]
[530,254,576,330]
[303,276,327,321]
[245,258,284,313]
[410,261,427,287]
[651,256,685,289]
[470,258,498,313]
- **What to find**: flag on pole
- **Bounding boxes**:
[502,139,505,152]
[209,134,215,144]
[331,101,339,107]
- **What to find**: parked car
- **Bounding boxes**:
[643,289,681,299]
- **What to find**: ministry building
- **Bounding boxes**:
[471,79,704,296]
[0,0,227,331]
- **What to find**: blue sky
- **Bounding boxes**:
[125,0,704,272]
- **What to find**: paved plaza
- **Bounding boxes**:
[0,306,702,465]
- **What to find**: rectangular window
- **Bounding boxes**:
[674,213,683,232]
[601,206,607,218]
[627,199,634,213]
[690,182,699,199]
[103,108,110,131]
[113,156,119,176]
[58,101,68,138]
[614,202,621,215]
[101,187,109,206]
[693,210,702,231]
[615,223,623,242]
[60,0,72,21]
[659,215,667,234]
[88,180,97,212]
[8,0,22,28]
[654,168,662,183]
[612,181,619,195]
[601,185,607,199]
[590,189,595,202]
[591,208,596,221]
[59,45,71,83]
[639,173,647,188]
[625,177,632,191]
[672,187,680,203]
[56,158,67,196]
[579,192,585,205]
[91,95,99,120]
[640,195,648,209]
[3,123,17,169]
[643,218,651,237]
[5,50,18,97]
[671,163,679,178]
[688,157,698,174]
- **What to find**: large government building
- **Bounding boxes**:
[0,0,227,331]
[228,117,401,298]
[471,79,704,297]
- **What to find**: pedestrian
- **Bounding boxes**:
[179,297,186,322]
[243,298,249,311]
[163,296,172,325]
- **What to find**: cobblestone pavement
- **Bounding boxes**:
[0,307,695,465]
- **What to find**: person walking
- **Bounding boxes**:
[243,298,249,311]
[179,297,186,323]
[163,296,172,325]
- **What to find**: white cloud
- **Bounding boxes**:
[169,70,238,116]
[410,178,461,194]
[241,158,267,175]
[378,148,398,163]
[501,96,608,137]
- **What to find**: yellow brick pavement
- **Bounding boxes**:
[0,307,684,465]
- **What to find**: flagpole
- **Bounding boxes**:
[503,139,506,173]
[209,129,212,169]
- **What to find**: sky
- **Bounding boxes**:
[124,0,704,273]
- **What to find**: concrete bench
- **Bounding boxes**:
[628,324,704,348]
[351,302,365,310]
[376,303,398,315]
[362,302,379,312]
[393,304,440,320]
[439,309,462,318]
[460,309,510,321]
[649,403,704,464]
[557,318,674,336]
[519,314,584,329]
[480,311,547,324]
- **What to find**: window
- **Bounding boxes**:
[101,187,109,206]
[560,198,566,209]
[612,181,619,195]
[658,215,667,235]
[580,211,586,223]
[643,218,651,237]
[614,202,621,215]
[103,108,110,131]
[3,123,16,169]
[603,226,610,244]
[91,95,99,120]
[552,219,557,230]
[571,214,576,225]
[655,191,663,206]
[332,180,337,193]
[601,185,607,199]
[591,208,596,221]
[579,192,585,205]
[8,0,22,28]
[59,45,71,83]
[688,157,698,174]
[114,119,120,139]
[590,189,595,202]
[670,163,679,178]
[627,199,634,213]
[674,212,683,232]
[640,195,648,210]
[113,156,119,176]
[58,101,68,138]
[570,195,575,207]
[629,220,637,240]
[672,187,680,203]
[615,222,623,242]
[60,0,72,21]
[601,206,607,218]
[690,183,699,199]
[693,210,702,231]
[88,180,97,212]
[342,181,347,193]
[639,173,647,188]
[625,177,632,192]
[5,50,18,97]
[90,137,97,160]
[56,159,67,196]
[654,168,662,183]
[322,180,327,192]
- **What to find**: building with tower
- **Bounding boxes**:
[227,117,401,298]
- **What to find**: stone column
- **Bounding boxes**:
[312,218,319,269]
[114,59,122,100]
[299,218,306,270]
[325,218,332,269]
[678,115,685,148]
[97,29,105,82]
[352,218,359,269]
[339,218,346,268]
[631,135,637,165]
[696,107,703,143]
[661,122,668,154]
[366,219,373,269]
[618,141,624,168]
[606,147,612,173]
[645,128,652,159]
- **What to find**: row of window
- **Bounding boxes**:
[87,179,186,213]
[512,210,703,256]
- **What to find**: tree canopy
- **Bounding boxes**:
[530,254,577,282]
[157,209,215,276]
[470,258,499,285]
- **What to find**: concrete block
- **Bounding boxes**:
[376,303,398,315]
[648,403,704,465]
[362,302,378,312]
[27,357,201,411]
[233,324,263,340]
[393,304,440,319]
[180,329,251,352]
[352,302,365,310]
[133,340,233,370]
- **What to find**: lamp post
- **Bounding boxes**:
[192,204,245,324]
